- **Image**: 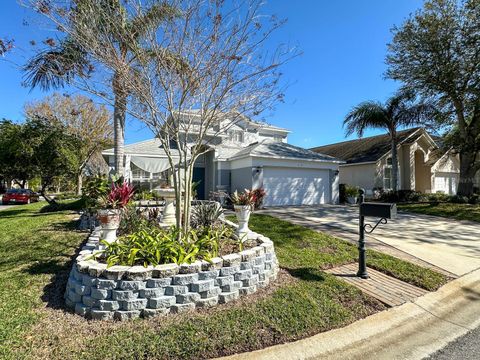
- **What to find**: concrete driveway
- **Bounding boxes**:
[261,205,480,277]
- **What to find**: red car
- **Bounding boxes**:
[2,189,40,205]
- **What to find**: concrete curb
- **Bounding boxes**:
[216,268,480,360]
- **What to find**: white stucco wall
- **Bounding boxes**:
[338,163,377,191]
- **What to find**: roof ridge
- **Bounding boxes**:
[311,127,421,150]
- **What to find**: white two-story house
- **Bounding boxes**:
[102,111,343,206]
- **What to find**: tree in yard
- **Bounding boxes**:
[24,116,80,204]
[0,117,79,202]
[24,0,180,177]
[386,0,480,196]
[344,89,435,191]
[24,93,113,195]
[0,120,36,188]
[123,0,297,232]
[29,0,297,234]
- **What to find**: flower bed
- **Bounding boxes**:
[65,226,279,320]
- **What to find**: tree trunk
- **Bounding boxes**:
[113,73,127,178]
[40,182,56,205]
[457,149,477,197]
[76,172,83,196]
[390,136,399,191]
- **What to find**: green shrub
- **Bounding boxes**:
[379,190,423,203]
[450,195,469,204]
[82,175,109,209]
[98,225,235,267]
[426,192,450,202]
[191,202,224,228]
[344,185,359,198]
[468,194,480,204]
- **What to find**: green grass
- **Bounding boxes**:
[398,202,480,222]
[0,206,449,359]
[0,202,85,359]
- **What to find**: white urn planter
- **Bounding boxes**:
[97,209,121,243]
[234,205,252,240]
[157,188,176,226]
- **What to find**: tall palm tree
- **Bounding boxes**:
[344,89,435,191]
[24,0,180,178]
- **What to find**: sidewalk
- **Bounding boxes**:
[217,268,480,360]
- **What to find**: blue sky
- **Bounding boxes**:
[0,0,424,147]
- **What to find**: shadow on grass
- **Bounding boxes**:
[286,267,327,282]
[0,208,31,218]
[25,234,89,311]
[40,198,85,213]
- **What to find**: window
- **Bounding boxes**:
[132,168,149,180]
[228,130,244,143]
[383,166,392,189]
[273,135,283,142]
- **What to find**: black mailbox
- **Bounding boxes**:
[360,202,397,219]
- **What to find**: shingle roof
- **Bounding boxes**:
[310,128,422,164]
[230,140,342,162]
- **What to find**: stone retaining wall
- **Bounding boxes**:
[65,227,279,320]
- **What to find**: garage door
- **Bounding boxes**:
[262,167,330,206]
[434,172,459,195]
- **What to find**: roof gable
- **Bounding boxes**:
[230,140,342,163]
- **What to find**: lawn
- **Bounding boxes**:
[398,202,480,223]
[1,203,450,360]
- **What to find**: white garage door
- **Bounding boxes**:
[262,167,330,206]
[434,172,459,195]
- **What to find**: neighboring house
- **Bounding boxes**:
[102,112,343,206]
[311,127,461,195]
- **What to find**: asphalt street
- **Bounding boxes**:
[426,325,480,360]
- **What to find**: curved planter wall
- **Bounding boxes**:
[65,228,279,320]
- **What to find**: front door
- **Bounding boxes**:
[192,167,206,200]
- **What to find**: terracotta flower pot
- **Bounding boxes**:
[97,209,121,243]
[234,204,252,240]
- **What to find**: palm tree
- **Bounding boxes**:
[24,1,180,178]
[344,89,434,191]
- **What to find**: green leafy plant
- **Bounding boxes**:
[191,202,224,228]
[98,225,234,267]
[82,175,109,209]
[344,185,359,198]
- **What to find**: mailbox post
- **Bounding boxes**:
[357,189,397,279]
[357,189,368,278]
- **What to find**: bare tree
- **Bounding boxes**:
[25,0,297,234]
[25,93,113,194]
[122,0,297,232]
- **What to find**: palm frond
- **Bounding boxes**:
[23,39,90,91]
[343,101,390,137]
[128,3,180,39]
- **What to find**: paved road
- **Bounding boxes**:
[427,324,480,360]
[261,205,480,277]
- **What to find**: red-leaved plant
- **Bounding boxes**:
[100,182,135,209]
[251,188,266,209]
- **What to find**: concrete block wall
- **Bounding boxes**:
[65,228,279,320]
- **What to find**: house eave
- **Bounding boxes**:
[229,153,345,164]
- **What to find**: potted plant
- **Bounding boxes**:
[345,185,359,205]
[230,189,255,240]
[97,182,135,243]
